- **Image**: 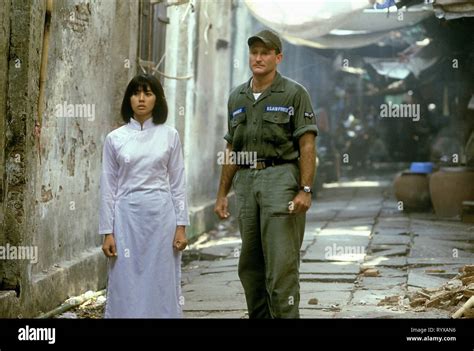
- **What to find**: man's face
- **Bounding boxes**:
[249,41,282,76]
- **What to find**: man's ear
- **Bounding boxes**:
[276,52,283,64]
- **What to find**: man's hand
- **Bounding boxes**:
[215,143,238,220]
[291,131,316,214]
[289,191,312,214]
[214,196,230,219]
[173,226,188,251]
[102,234,117,257]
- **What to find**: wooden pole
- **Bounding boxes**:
[37,290,106,319]
[452,296,474,319]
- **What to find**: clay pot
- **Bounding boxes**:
[393,172,431,211]
[429,167,474,218]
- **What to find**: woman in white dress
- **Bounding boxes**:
[98,74,189,318]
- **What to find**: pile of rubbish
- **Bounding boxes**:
[377,265,474,318]
[406,265,474,318]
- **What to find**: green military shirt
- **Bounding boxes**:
[224,71,318,161]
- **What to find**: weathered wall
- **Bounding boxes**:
[163,0,236,236]
[163,1,196,133]
[230,0,258,90]
[192,0,236,233]
[0,0,139,317]
[30,0,139,317]
[1,0,46,318]
[0,0,255,317]
[0,0,11,288]
[162,1,198,230]
[34,0,138,273]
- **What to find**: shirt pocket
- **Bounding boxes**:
[262,112,292,144]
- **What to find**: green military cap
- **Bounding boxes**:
[248,29,283,53]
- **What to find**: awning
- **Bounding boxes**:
[244,0,372,39]
[364,40,440,79]
[244,0,434,49]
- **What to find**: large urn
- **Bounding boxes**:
[429,167,474,218]
[393,172,431,212]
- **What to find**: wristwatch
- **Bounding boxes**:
[300,186,313,194]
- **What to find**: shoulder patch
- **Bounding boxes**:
[231,107,246,118]
[304,112,314,119]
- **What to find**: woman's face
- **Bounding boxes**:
[130,85,156,118]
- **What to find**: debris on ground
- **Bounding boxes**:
[360,267,380,277]
[406,265,474,318]
[377,295,400,306]
[70,299,105,319]
[49,290,106,319]
[375,265,474,318]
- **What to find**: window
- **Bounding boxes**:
[138,0,169,84]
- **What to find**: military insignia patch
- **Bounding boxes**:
[232,107,246,118]
[265,106,290,113]
[304,112,314,119]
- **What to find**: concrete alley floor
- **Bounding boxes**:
[181,174,474,319]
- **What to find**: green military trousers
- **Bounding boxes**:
[233,162,306,318]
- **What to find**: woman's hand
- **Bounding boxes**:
[102,233,117,257]
[173,226,188,251]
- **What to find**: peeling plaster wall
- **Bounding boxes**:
[163,0,235,237]
[163,2,196,133]
[1,0,139,317]
[230,1,257,91]
[163,3,198,229]
[1,0,46,318]
[184,0,233,228]
[34,0,138,274]
[0,1,10,306]
[29,0,139,316]
[0,0,252,317]
[0,0,11,294]
[3,0,46,296]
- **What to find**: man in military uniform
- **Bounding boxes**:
[214,29,318,318]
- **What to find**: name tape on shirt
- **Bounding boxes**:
[265,106,294,115]
[231,107,245,118]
